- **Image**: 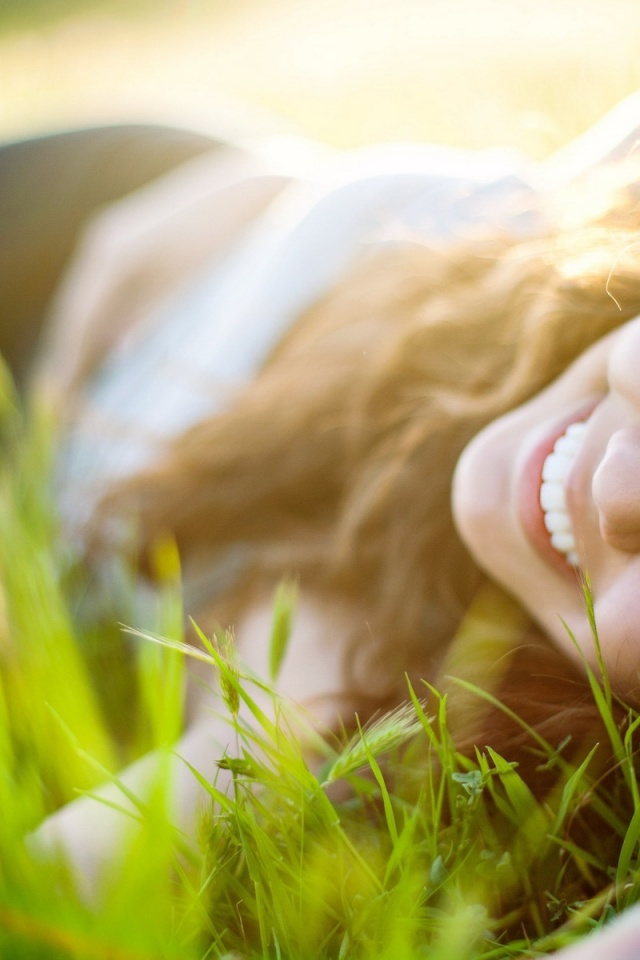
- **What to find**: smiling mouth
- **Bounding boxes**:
[539,421,588,568]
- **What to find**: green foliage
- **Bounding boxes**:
[0,0,232,35]
[1,371,640,958]
[268,576,297,684]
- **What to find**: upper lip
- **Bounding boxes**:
[563,440,590,554]
[573,406,640,556]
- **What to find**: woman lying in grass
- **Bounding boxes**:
[5,94,640,957]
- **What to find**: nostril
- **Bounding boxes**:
[592,431,640,553]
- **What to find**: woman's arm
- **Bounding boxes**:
[34,144,295,403]
[27,714,232,898]
[28,592,358,900]
[539,91,640,186]
[534,905,640,960]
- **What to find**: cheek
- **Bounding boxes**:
[578,567,640,701]
[452,417,515,563]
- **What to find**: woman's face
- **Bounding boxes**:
[453,314,640,699]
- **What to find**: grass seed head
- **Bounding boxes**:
[215,627,241,718]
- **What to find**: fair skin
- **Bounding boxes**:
[453,315,640,702]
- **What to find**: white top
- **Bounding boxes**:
[56,138,544,536]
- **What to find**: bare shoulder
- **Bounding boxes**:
[190,589,365,734]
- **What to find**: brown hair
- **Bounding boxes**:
[98,163,640,766]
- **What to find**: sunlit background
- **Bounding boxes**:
[2,0,640,157]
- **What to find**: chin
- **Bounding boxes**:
[452,413,579,649]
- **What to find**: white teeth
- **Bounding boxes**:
[554,435,581,458]
[542,453,572,482]
[540,482,566,512]
[543,511,571,534]
[539,419,587,568]
[551,531,576,553]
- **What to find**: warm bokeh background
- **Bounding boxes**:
[2,0,640,157]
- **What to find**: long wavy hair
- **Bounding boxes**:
[98,162,640,770]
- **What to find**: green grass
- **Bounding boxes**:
[2,357,640,958]
[0,0,119,36]
[0,0,180,34]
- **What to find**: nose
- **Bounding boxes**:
[592,426,640,552]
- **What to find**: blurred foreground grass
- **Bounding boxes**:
[2,0,640,156]
[2,371,640,958]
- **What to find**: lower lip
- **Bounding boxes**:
[516,400,599,578]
